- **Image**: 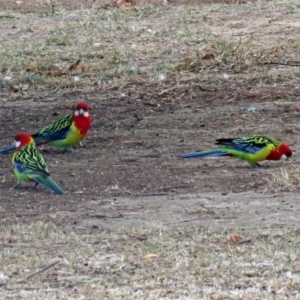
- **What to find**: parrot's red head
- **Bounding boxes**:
[14,132,34,150]
[74,102,90,118]
[72,102,92,136]
[278,143,292,160]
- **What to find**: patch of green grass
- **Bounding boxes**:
[46,29,76,46]
[0,14,14,20]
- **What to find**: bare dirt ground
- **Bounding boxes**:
[1,0,300,298]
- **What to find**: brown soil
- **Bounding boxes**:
[0,83,299,232]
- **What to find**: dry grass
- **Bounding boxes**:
[2,220,300,299]
[264,167,300,193]
[1,0,300,101]
[0,0,256,12]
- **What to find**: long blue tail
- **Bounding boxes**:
[34,176,64,195]
[180,149,231,158]
[0,145,16,155]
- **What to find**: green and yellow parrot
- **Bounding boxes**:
[0,102,92,154]
[181,134,292,167]
[12,132,64,194]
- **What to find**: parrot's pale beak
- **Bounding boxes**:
[14,140,21,148]
[75,108,89,117]
[280,154,287,161]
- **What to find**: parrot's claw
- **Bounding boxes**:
[255,163,269,168]
[14,182,21,189]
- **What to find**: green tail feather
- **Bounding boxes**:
[34,176,64,195]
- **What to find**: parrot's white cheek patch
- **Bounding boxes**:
[74,110,79,116]
[280,154,287,160]
[83,111,89,118]
[14,140,21,148]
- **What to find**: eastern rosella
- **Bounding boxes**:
[181,134,292,167]
[0,102,92,154]
[12,132,64,194]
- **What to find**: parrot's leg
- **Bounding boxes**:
[255,163,270,168]
[62,148,72,153]
[14,182,21,189]
[33,182,39,189]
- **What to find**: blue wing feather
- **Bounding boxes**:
[226,144,262,153]
[13,161,27,173]
[182,135,280,160]
[32,113,73,145]
[215,138,266,154]
[33,127,70,145]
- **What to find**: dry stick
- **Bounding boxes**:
[140,193,168,197]
[88,212,124,219]
[262,61,300,67]
[24,260,60,282]
[165,216,237,225]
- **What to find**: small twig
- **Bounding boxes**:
[191,83,217,92]
[237,239,252,245]
[88,212,124,219]
[23,261,60,282]
[139,154,161,158]
[159,86,180,96]
[166,216,237,225]
[165,218,206,225]
[262,61,300,67]
[157,185,191,190]
[140,193,168,197]
[159,84,215,96]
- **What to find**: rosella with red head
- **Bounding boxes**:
[12,132,64,194]
[181,134,292,167]
[0,102,92,154]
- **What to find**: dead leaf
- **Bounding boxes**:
[230,235,240,243]
[8,85,19,92]
[46,71,66,77]
[68,59,81,72]
[140,253,158,261]
[21,84,29,92]
[202,53,215,60]
[117,0,134,5]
